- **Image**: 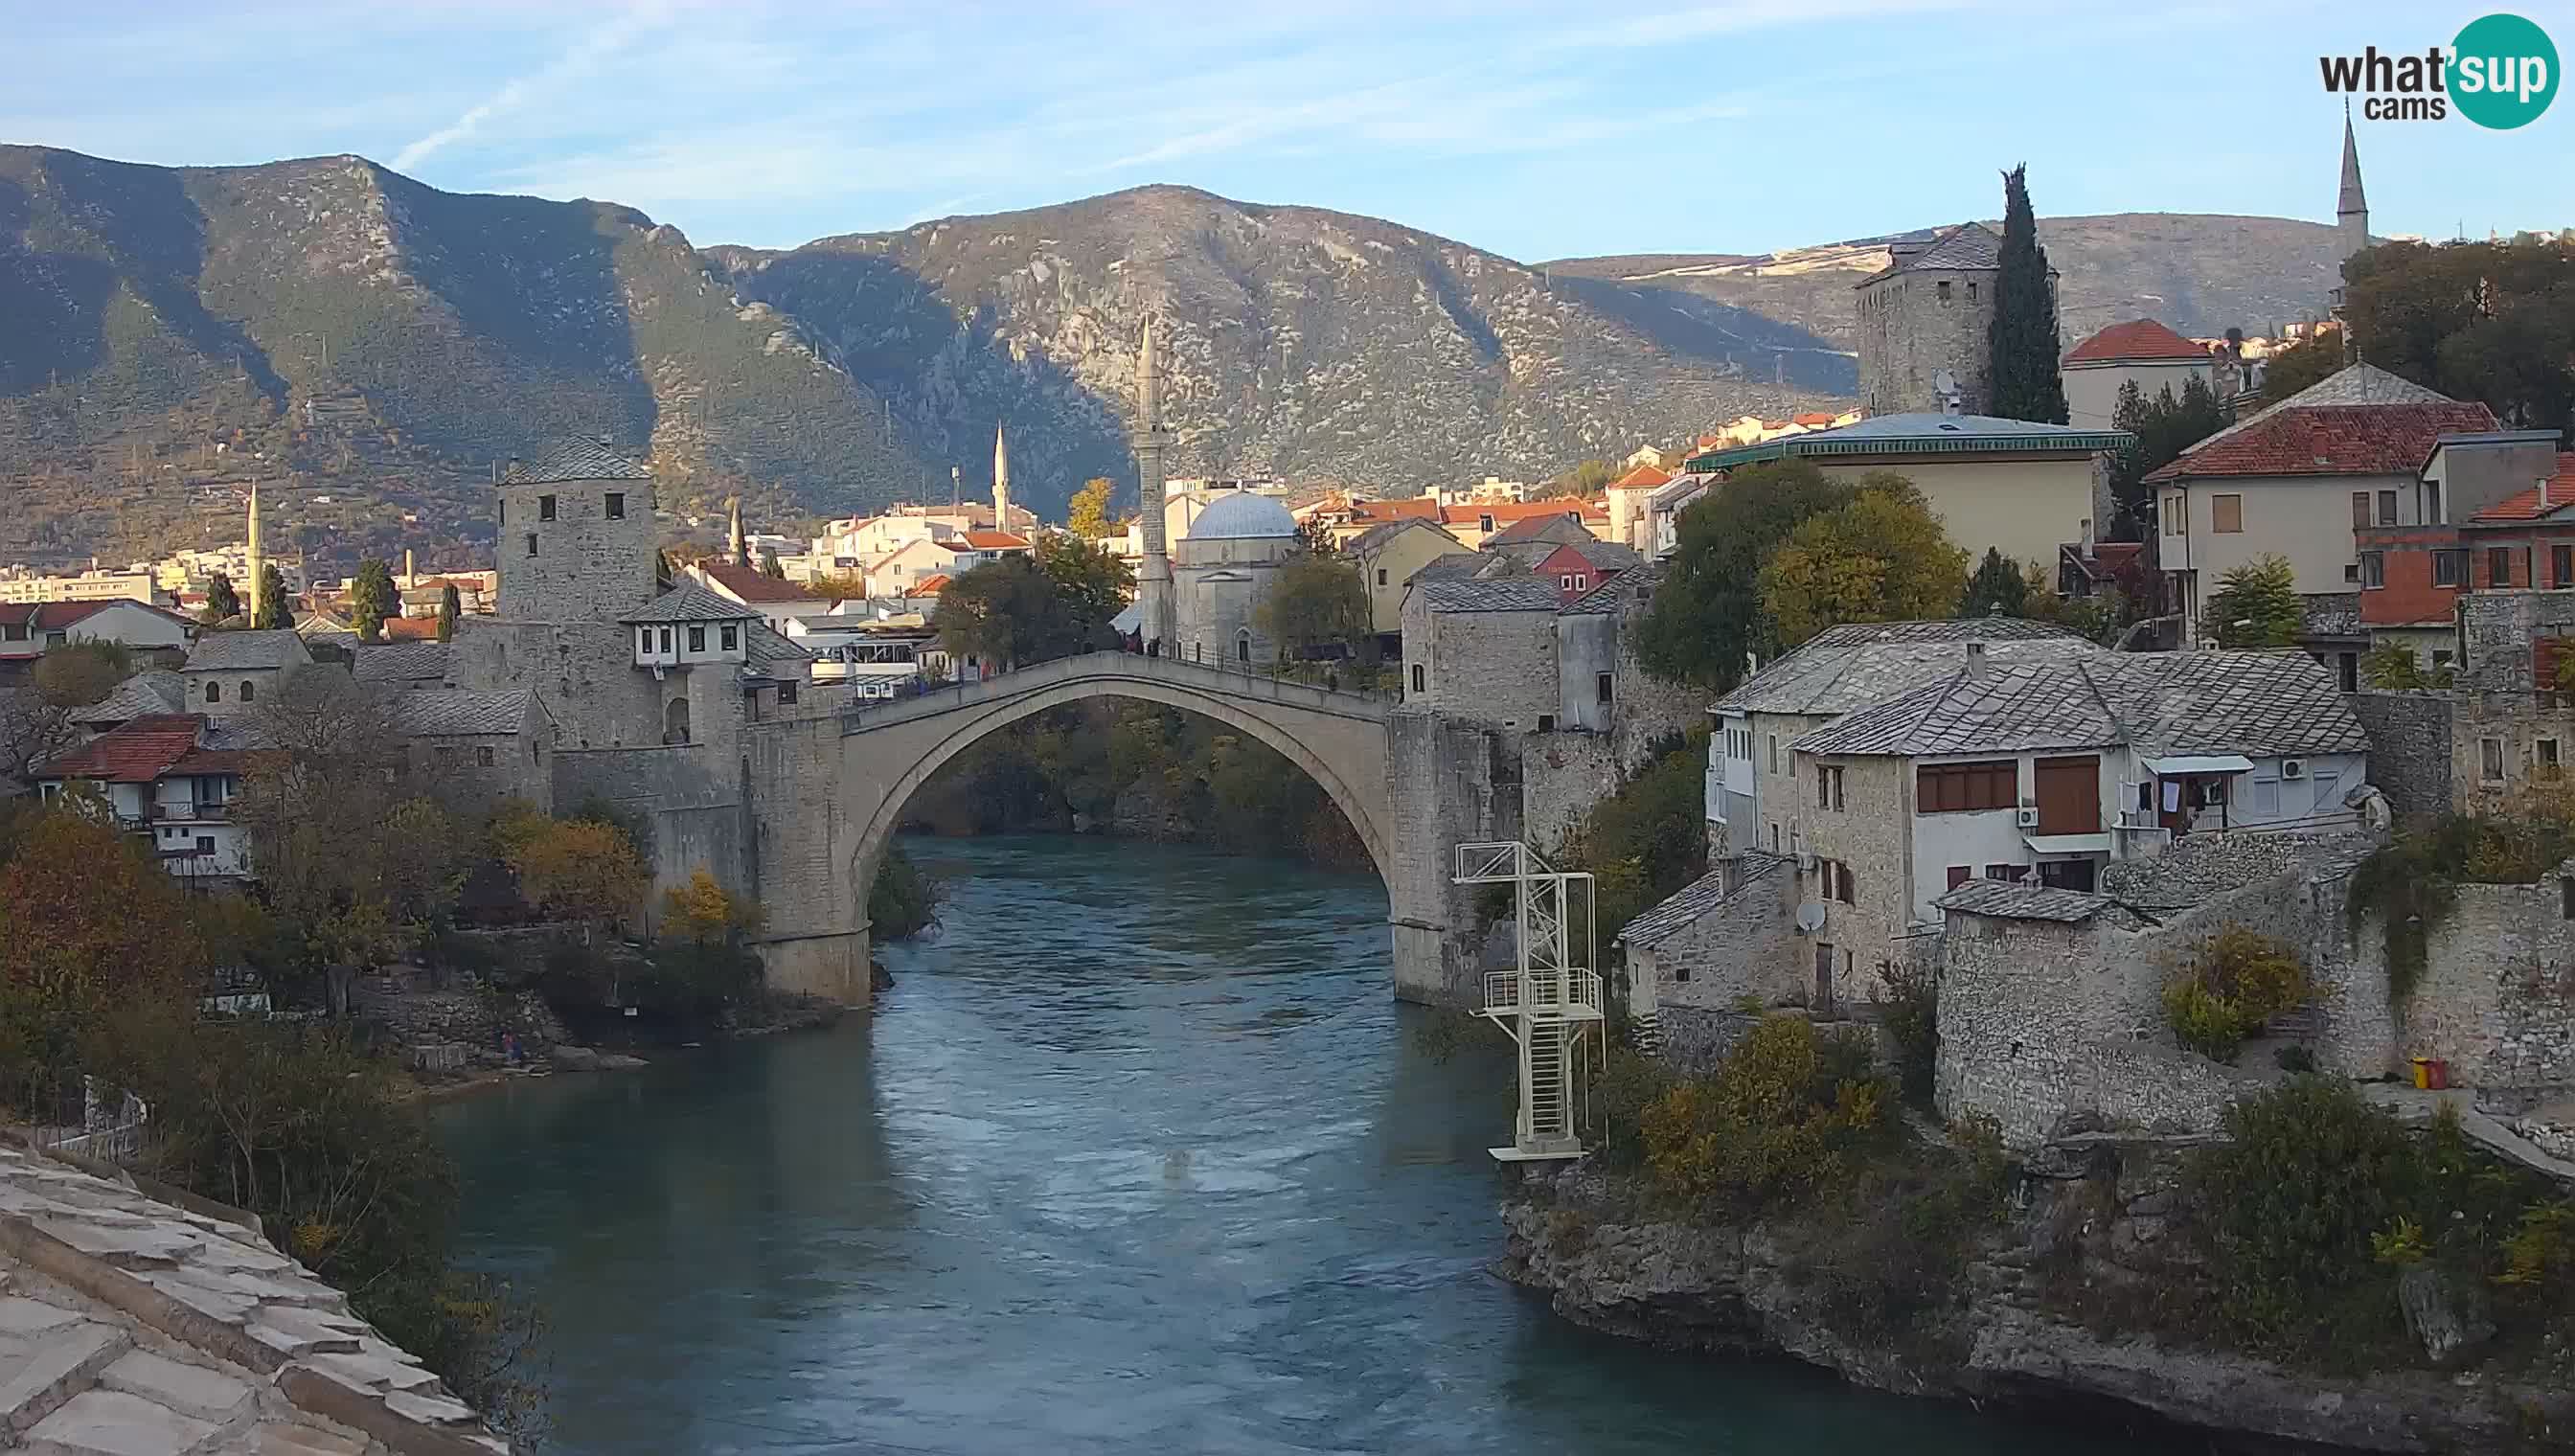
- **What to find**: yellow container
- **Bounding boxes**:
[2410,1058,2432,1089]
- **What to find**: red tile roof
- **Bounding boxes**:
[1350,498,1442,522]
[961,531,1029,550]
[380,616,443,641]
[39,715,206,784]
[1441,499,1607,528]
[1792,412,1838,427]
[1610,465,1674,490]
[2143,401,2499,483]
[696,557,817,603]
[2469,454,2575,522]
[2066,319,2209,365]
[906,574,951,597]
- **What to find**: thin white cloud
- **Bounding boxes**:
[392,0,679,171]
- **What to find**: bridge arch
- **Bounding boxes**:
[834,655,1398,962]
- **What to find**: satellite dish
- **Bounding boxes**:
[1933,367,1959,395]
[1794,902,1828,935]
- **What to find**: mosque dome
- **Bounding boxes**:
[1184,490,1298,541]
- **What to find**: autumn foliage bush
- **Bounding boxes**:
[2162,929,2311,1062]
[1636,1014,1893,1211]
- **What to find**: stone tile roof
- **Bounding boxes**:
[1714,618,2096,717]
[1486,514,1598,547]
[1346,517,1461,557]
[1416,578,1566,613]
[1791,648,2370,760]
[0,1141,504,1452]
[2065,319,2209,365]
[71,671,186,725]
[742,622,813,677]
[1561,563,1664,615]
[390,689,536,738]
[2468,454,2575,521]
[182,630,309,672]
[1617,853,1788,947]
[1857,222,2003,285]
[499,439,650,484]
[620,581,760,625]
[1933,878,2114,921]
[1408,554,1489,583]
[351,641,451,685]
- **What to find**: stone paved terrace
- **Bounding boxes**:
[0,1143,504,1454]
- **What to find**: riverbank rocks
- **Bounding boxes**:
[0,1141,504,1453]
[1499,1140,2574,1452]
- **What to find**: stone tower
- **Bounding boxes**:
[1853,223,2003,417]
[1131,322,1176,650]
[494,440,659,623]
[243,480,263,624]
[991,424,1012,531]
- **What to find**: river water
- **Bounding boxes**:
[440,835,2161,1455]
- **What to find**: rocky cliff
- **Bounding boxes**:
[1499,1147,2572,1452]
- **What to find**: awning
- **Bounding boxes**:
[2143,754,2254,776]
[2022,832,2112,855]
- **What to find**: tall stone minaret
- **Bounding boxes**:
[991,424,1013,531]
[727,495,748,567]
[243,480,263,625]
[1131,321,1175,652]
[2336,104,2370,263]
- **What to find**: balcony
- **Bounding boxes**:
[1481,968,1605,1021]
[149,801,231,823]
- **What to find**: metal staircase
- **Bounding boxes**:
[1455,841,1603,1161]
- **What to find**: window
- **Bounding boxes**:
[1937,281,1952,302]
[1984,863,2018,882]
[2361,552,2385,588]
[688,626,706,652]
[1560,575,1575,591]
[605,491,626,520]
[1377,568,1388,586]
[2249,776,2280,816]
[2490,547,2514,587]
[1410,664,1425,694]
[1766,735,1779,774]
[525,533,537,557]
[1235,629,1251,662]
[721,625,739,650]
[2377,489,2398,526]
[779,681,799,706]
[1572,574,1588,592]
[477,745,496,767]
[205,681,220,704]
[659,627,673,652]
[2426,481,2442,524]
[2556,546,2573,588]
[1916,760,2016,813]
[1967,282,1977,303]
[2482,736,2507,783]
[2434,550,2465,586]
[195,836,214,854]
[1815,859,1855,903]
[638,627,653,654]
[2211,494,2243,534]
[2351,491,2372,530]
[2541,739,2563,779]
[2345,563,2360,582]
[1537,714,1557,732]
[1478,514,1494,534]
[1595,671,1613,705]
[1816,764,1844,810]
[2164,495,2183,535]
[1946,865,1971,890]
[239,680,254,702]
[538,494,557,521]
[2338,650,2358,694]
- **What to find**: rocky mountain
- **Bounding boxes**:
[0,143,2348,569]
[1548,214,2352,353]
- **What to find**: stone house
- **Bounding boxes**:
[2062,318,2213,431]
[2142,363,2495,646]
[2447,588,2575,816]
[392,688,554,811]
[1679,412,2131,574]
[1400,578,1563,725]
[178,629,312,717]
[1346,517,1472,646]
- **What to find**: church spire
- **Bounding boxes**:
[991,423,1012,530]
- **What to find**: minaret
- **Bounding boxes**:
[991,424,1012,531]
[2334,103,2369,359]
[1131,321,1176,652]
[727,495,748,567]
[243,480,263,626]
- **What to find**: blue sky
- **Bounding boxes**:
[10,1,2568,260]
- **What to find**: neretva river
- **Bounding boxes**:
[441,835,2162,1455]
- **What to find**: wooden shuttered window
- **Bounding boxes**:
[1916,759,2017,813]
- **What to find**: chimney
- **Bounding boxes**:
[2542,474,2553,511]
[1966,641,1988,677]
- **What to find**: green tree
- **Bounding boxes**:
[1032,533,1133,636]
[436,582,460,643]
[2343,238,2575,429]
[1960,546,2030,619]
[254,563,291,629]
[350,557,397,643]
[202,571,240,625]
[938,554,1112,671]
[1635,459,1857,690]
[1757,474,1969,649]
[1987,164,2068,424]
[2110,375,2232,535]
[1255,552,1370,664]
[1066,477,1118,539]
[32,641,135,709]
[1541,459,1617,498]
[759,547,785,580]
[2259,332,2346,406]
[2205,554,2302,648]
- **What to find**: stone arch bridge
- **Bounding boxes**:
[742,652,1478,1008]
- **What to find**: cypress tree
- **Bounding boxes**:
[436,582,461,642]
[1987,164,2068,424]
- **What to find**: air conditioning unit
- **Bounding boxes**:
[2015,806,2040,828]
[2282,758,2308,780]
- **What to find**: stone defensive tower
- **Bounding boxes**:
[493,440,659,623]
[1131,322,1177,650]
[1854,222,2003,417]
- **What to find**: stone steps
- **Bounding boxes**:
[0,1296,132,1443]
